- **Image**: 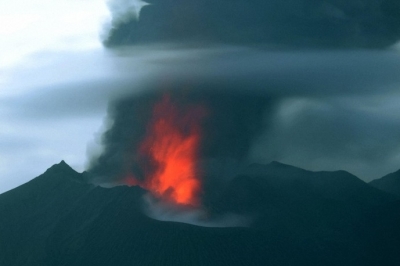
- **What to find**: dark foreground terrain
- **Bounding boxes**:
[1,161,400,266]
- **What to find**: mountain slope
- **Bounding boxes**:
[210,161,393,217]
[1,161,400,265]
[45,186,313,266]
[369,169,400,198]
[0,161,92,266]
[242,161,393,204]
[0,162,317,266]
[206,161,397,261]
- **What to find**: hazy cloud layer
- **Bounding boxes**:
[2,46,400,195]
[250,95,400,181]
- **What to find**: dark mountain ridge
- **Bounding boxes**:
[207,161,397,253]
[0,161,93,266]
[369,168,400,198]
[243,161,394,204]
[1,160,400,265]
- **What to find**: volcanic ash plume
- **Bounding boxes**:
[88,85,273,209]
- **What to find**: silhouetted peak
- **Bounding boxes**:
[45,160,77,175]
[58,160,71,169]
[38,160,88,185]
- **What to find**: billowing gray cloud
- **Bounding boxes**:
[85,47,400,187]
[104,0,400,48]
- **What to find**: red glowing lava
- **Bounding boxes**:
[127,94,206,206]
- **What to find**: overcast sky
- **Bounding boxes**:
[1,0,400,194]
[0,0,109,193]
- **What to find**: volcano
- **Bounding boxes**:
[1,160,400,266]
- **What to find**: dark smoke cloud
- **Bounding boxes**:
[82,46,400,227]
[103,0,400,49]
[88,82,275,185]
[86,47,400,185]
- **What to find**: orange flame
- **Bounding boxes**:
[127,94,206,206]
